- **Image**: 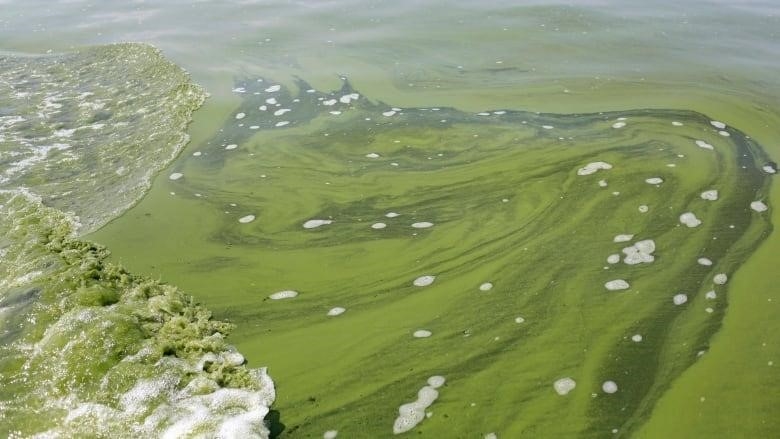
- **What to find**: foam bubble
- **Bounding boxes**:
[235,112,246,120]
[631,334,643,342]
[705,291,717,300]
[323,99,337,106]
[542,125,554,129]
[392,378,444,434]
[695,140,714,150]
[713,273,728,285]
[638,205,649,213]
[577,161,613,176]
[599,179,608,187]
[710,120,726,129]
[371,222,387,229]
[327,307,346,316]
[763,165,777,174]
[265,98,277,105]
[303,219,332,229]
[672,121,683,126]
[479,282,493,291]
[622,239,655,265]
[605,279,630,291]
[602,381,618,394]
[413,275,436,287]
[698,257,713,266]
[553,377,576,395]
[485,433,498,439]
[386,212,400,218]
[193,151,202,157]
[750,201,768,212]
[382,110,397,117]
[264,85,281,92]
[225,144,238,150]
[612,121,626,129]
[680,212,702,227]
[413,330,432,338]
[324,430,338,439]
[607,254,620,264]
[238,215,255,224]
[514,316,525,324]
[269,290,298,300]
[273,108,291,116]
[645,177,663,185]
[366,153,380,158]
[411,222,434,229]
[275,121,289,127]
[613,234,634,243]
[700,190,718,201]
[673,293,688,305]
[169,173,183,181]
[719,130,730,137]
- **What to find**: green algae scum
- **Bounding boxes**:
[1,6,780,438]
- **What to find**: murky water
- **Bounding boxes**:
[2,1,779,437]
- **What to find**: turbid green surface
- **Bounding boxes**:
[90,79,774,437]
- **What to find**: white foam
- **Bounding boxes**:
[264,85,281,92]
[269,290,298,300]
[645,177,663,185]
[366,153,380,158]
[713,273,728,285]
[169,173,183,181]
[413,330,432,338]
[607,254,621,264]
[514,316,525,324]
[382,110,397,117]
[329,111,341,115]
[673,293,688,305]
[638,205,649,213]
[339,93,359,104]
[605,279,630,291]
[386,212,400,218]
[672,121,683,126]
[327,307,346,316]
[485,433,498,439]
[697,257,713,266]
[413,275,436,287]
[235,112,246,120]
[427,376,445,388]
[631,334,643,342]
[324,431,338,439]
[553,377,576,395]
[392,378,444,434]
[542,125,554,129]
[719,130,730,137]
[225,144,238,150]
[602,381,618,394]
[750,201,768,212]
[323,99,337,106]
[695,140,714,150]
[274,109,291,116]
[265,98,277,105]
[622,239,655,265]
[577,161,613,176]
[238,215,256,224]
[411,222,434,229]
[710,120,726,129]
[680,212,702,227]
[275,121,289,127]
[700,190,718,201]
[259,105,267,111]
[303,219,332,229]
[612,122,626,129]
[193,151,202,157]
[705,291,717,300]
[613,234,634,243]
[763,165,777,174]
[371,222,387,229]
[479,282,493,291]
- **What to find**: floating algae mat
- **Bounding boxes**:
[90,78,774,437]
[1,45,275,438]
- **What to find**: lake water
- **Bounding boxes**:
[1,1,779,437]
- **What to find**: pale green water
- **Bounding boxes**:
[2,0,780,438]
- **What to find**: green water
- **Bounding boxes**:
[2,0,780,437]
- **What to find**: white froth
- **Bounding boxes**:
[705,291,717,300]
[365,153,381,158]
[479,282,493,291]
[613,234,634,243]
[411,222,434,229]
[235,112,246,120]
[259,105,267,111]
[274,108,291,116]
[225,144,238,150]
[269,290,298,300]
[265,98,277,105]
[413,330,432,338]
[427,376,445,388]
[275,121,289,127]
[542,125,554,129]
[386,212,400,218]
[700,190,718,201]
[324,430,338,439]
[719,130,730,137]
[382,110,397,117]
[553,377,576,395]
[672,121,683,126]
[323,99,337,106]
[607,254,621,264]
[750,201,768,212]
[763,165,777,174]
[514,316,525,324]
[631,334,643,342]
[698,257,713,266]
[327,307,346,316]
[645,177,663,185]
[371,222,387,229]
[485,433,498,439]
[264,85,281,93]
[193,151,202,157]
[612,122,626,129]
[673,293,688,305]
[577,161,613,176]
[169,173,183,181]
[713,273,728,285]
[599,179,608,187]
[622,239,656,265]
[605,279,630,291]
[238,215,256,224]
[303,219,332,229]
[680,212,702,227]
[329,111,342,115]
[710,120,726,129]
[695,140,714,150]
[392,378,444,434]
[638,205,649,213]
[413,275,436,287]
[602,381,618,394]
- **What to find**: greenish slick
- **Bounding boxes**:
[91,78,773,437]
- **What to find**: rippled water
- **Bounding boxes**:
[2,1,779,438]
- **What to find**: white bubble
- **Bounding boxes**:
[327,307,346,316]
[382,110,397,117]
[169,172,183,180]
[264,84,281,92]
[413,330,432,338]
[698,257,713,266]
[269,290,298,300]
[371,222,387,229]
[710,120,726,129]
[700,190,718,201]
[365,152,380,158]
[235,112,246,120]
[479,282,493,291]
[631,334,643,342]
[645,177,663,185]
[605,280,630,291]
[427,376,446,388]
[750,201,768,212]
[705,291,717,300]
[411,222,434,229]
[553,377,576,395]
[385,212,400,218]
[695,140,714,150]
[577,161,613,176]
[225,144,238,150]
[274,108,291,116]
[612,122,626,129]
[275,121,290,127]
[613,234,634,243]
[193,151,202,156]
[673,294,688,305]
[303,219,332,229]
[602,381,618,394]
[719,130,730,137]
[713,273,728,285]
[238,215,255,224]
[323,99,337,106]
[672,121,683,126]
[680,212,702,227]
[599,179,608,187]
[485,434,498,439]
[607,254,621,264]
[542,125,554,129]
[413,275,436,287]
[323,430,338,439]
[265,97,278,105]
[638,205,649,213]
[514,316,525,324]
